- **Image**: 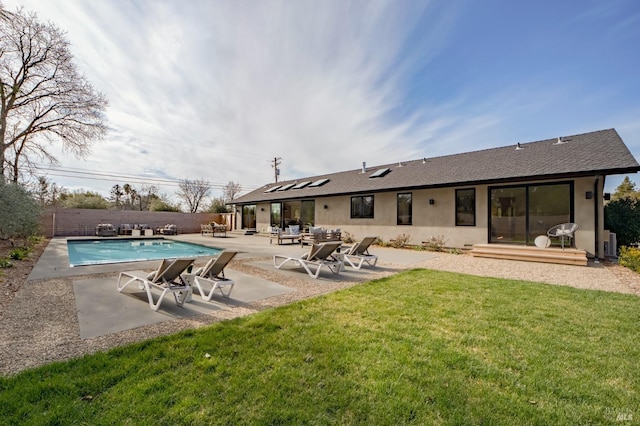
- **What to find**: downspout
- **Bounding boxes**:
[594,176,600,262]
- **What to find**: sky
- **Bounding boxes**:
[3,0,640,202]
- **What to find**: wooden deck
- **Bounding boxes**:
[470,244,588,266]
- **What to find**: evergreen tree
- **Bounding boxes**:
[612,176,639,200]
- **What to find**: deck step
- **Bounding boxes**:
[470,244,588,266]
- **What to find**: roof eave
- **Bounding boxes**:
[233,166,640,205]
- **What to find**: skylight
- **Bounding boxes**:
[277,183,296,191]
[369,168,391,178]
[309,178,330,187]
[264,185,281,193]
[292,181,311,189]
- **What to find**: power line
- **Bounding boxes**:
[32,164,261,191]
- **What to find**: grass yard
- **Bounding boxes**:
[1,269,639,425]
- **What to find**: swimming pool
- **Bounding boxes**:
[67,238,222,267]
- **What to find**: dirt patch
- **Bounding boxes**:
[0,239,47,317]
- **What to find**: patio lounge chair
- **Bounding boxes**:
[273,241,343,278]
[117,258,195,311]
[343,236,378,269]
[547,223,578,249]
[183,250,238,300]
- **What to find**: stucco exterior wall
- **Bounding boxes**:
[248,176,601,256]
[573,175,610,257]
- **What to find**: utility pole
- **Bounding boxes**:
[271,157,282,182]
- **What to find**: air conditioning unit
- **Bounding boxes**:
[604,231,617,258]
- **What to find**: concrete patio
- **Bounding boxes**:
[27,232,439,340]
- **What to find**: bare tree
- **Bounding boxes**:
[0,6,108,182]
[32,175,62,207]
[138,184,159,211]
[176,178,211,213]
[223,180,241,203]
[109,184,124,209]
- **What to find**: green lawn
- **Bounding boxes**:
[1,269,639,425]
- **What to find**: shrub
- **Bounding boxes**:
[375,239,389,247]
[9,247,30,260]
[618,246,640,273]
[0,258,13,268]
[61,192,109,209]
[27,235,44,245]
[391,233,411,248]
[0,181,42,242]
[424,235,447,252]
[604,197,640,248]
[341,231,355,244]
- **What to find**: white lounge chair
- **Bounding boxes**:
[183,250,238,300]
[343,236,378,269]
[273,241,343,278]
[117,258,195,311]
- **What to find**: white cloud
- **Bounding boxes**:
[2,0,639,200]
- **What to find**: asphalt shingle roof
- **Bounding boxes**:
[234,128,640,204]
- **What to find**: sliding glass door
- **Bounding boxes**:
[272,200,315,230]
[490,182,572,245]
[241,205,256,230]
[490,187,526,243]
[270,203,281,228]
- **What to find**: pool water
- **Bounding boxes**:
[67,238,222,267]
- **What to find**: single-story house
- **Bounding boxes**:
[233,128,640,260]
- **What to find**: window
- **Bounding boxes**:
[397,193,412,225]
[351,195,374,218]
[456,188,475,226]
[300,200,315,228]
